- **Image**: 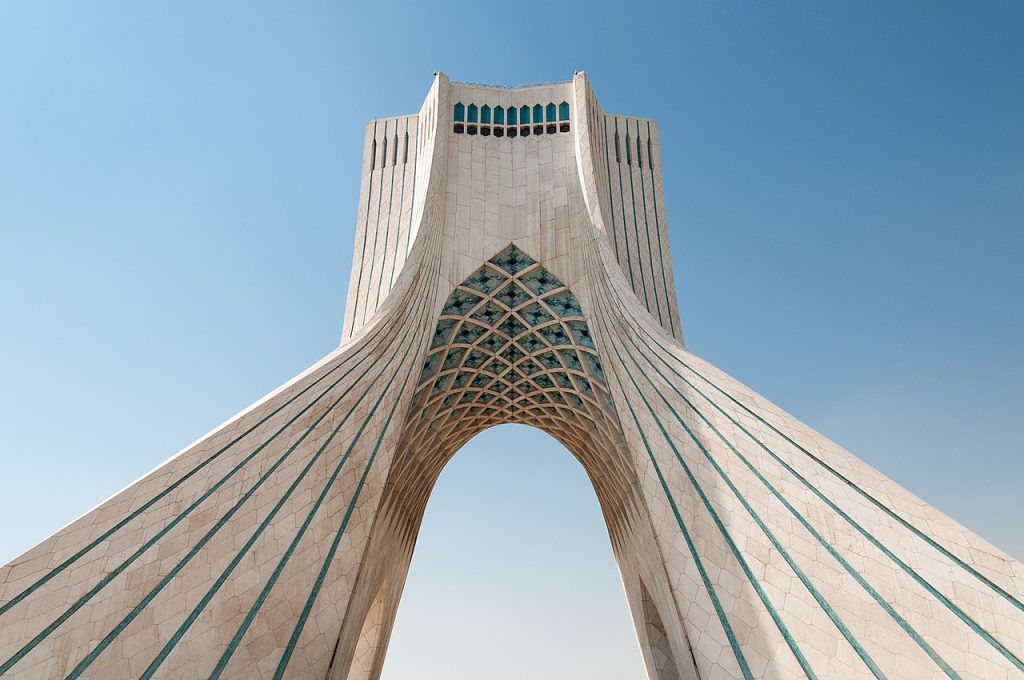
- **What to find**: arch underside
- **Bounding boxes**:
[384,244,636,537]
[336,245,688,680]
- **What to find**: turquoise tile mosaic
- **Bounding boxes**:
[410,244,613,458]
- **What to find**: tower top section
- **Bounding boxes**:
[342,70,683,343]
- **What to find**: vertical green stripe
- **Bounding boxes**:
[207,253,441,679]
[208,333,420,680]
[602,116,618,262]
[611,256,1024,614]
[273,350,421,679]
[0,318,391,622]
[601,114,620,263]
[633,119,664,328]
[349,120,378,337]
[645,121,678,339]
[686,355,1024,617]
[604,360,754,680]
[578,248,752,679]
[608,300,957,677]
[0,318,414,675]
[597,286,887,678]
[590,287,818,679]
[625,119,653,314]
[601,268,1024,672]
[82,298,432,680]
[67,335,400,679]
[388,120,409,289]
[614,118,637,294]
[359,120,389,327]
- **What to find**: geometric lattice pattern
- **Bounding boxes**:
[411,244,612,444]
[389,244,633,523]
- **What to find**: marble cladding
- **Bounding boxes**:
[1,71,1021,680]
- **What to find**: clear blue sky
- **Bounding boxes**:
[0,2,1021,678]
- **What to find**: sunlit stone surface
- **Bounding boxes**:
[2,73,1022,679]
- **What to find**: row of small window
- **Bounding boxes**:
[453,102,571,136]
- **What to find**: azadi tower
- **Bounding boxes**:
[2,72,1023,680]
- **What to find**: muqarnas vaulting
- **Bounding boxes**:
[2,73,1023,680]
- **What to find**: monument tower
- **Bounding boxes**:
[1,73,1023,679]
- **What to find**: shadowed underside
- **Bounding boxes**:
[1,72,1023,680]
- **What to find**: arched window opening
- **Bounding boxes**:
[507,107,517,126]
[533,104,544,134]
[520,105,530,126]
[546,103,557,134]
[636,135,643,169]
[494,106,505,126]
[647,138,654,169]
[559,101,571,132]
[467,104,478,123]
[453,102,465,122]
[480,105,491,136]
[625,133,632,166]
[392,135,398,165]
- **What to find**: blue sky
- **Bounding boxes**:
[0,2,1021,677]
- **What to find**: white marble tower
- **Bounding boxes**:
[1,73,1023,680]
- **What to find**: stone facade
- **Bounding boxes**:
[1,72,1023,679]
